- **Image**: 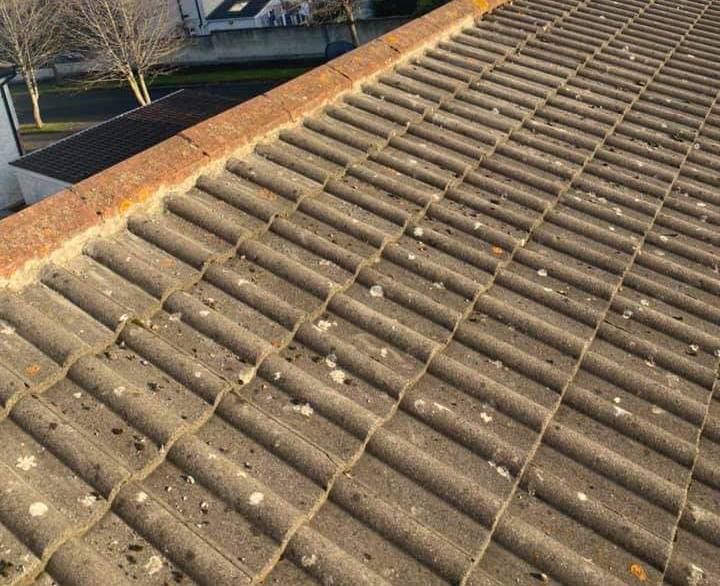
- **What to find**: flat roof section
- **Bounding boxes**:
[10,90,239,184]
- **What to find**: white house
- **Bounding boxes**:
[175,0,351,35]
[202,1,375,32]
[173,0,211,35]
[203,1,296,33]
[0,63,23,215]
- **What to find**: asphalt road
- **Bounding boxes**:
[12,81,279,124]
[13,81,279,123]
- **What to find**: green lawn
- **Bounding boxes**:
[19,121,84,133]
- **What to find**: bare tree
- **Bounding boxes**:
[0,0,62,128]
[68,0,185,106]
[298,0,364,47]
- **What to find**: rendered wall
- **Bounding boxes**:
[14,167,69,207]
[0,84,22,211]
[184,17,408,63]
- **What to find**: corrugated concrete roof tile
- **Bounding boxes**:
[0,0,719,583]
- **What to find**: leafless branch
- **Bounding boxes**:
[289,0,363,45]
[67,0,186,106]
[0,0,63,127]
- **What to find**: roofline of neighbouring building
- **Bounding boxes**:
[0,66,23,159]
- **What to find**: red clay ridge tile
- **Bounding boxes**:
[264,65,352,120]
[72,135,208,220]
[428,0,494,25]
[181,94,290,160]
[380,16,443,54]
[382,0,504,53]
[328,39,401,84]
[0,189,96,279]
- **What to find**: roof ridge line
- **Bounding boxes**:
[0,0,506,290]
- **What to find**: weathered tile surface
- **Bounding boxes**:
[0,0,718,584]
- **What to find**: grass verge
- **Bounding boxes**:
[20,122,84,134]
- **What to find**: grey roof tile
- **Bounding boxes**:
[18,283,113,349]
[0,520,41,584]
[110,482,252,584]
[10,394,131,498]
[138,437,313,573]
[247,354,380,461]
[45,537,134,586]
[262,558,318,585]
[0,419,102,524]
[303,497,456,585]
[0,314,62,390]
